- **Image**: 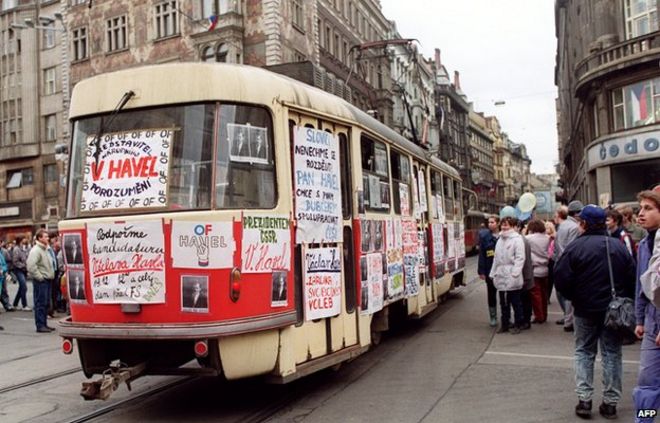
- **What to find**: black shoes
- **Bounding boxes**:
[509,327,521,335]
[556,318,565,325]
[599,402,617,419]
[520,322,531,330]
[496,326,509,333]
[45,326,56,331]
[575,400,592,418]
[36,327,50,333]
[564,325,574,332]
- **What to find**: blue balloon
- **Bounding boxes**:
[499,206,517,219]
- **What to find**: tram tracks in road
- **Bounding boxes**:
[63,376,195,423]
[0,367,82,395]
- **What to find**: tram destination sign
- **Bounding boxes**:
[293,126,343,244]
[81,129,172,212]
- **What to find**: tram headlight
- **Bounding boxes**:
[229,268,241,302]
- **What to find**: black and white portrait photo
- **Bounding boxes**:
[361,220,372,253]
[181,275,209,312]
[373,221,383,252]
[68,269,86,302]
[228,123,269,165]
[271,271,287,307]
[63,233,83,265]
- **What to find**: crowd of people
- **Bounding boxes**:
[478,186,660,420]
[0,230,68,333]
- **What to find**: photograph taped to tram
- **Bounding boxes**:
[68,268,86,302]
[63,233,83,265]
[181,275,209,313]
[271,270,288,307]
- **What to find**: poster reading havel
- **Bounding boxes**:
[171,221,234,269]
[87,220,166,303]
[242,215,291,273]
[81,129,172,212]
[293,126,342,244]
[303,247,342,320]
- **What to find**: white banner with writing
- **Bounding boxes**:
[242,215,291,273]
[82,129,172,212]
[87,220,166,304]
[293,126,342,244]
[171,221,235,269]
[303,247,342,320]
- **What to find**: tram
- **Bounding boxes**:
[58,63,465,399]
[463,210,493,255]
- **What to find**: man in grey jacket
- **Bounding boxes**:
[554,201,583,332]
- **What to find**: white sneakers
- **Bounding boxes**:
[16,306,32,311]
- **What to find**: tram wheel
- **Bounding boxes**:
[370,330,382,346]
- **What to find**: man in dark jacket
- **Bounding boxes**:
[555,205,636,419]
[478,216,499,327]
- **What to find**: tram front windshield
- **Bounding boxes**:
[66,103,276,218]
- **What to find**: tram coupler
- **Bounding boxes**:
[80,360,147,401]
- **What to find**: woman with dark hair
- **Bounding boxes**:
[526,219,550,323]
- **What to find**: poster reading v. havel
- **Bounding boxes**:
[293,126,342,244]
[81,129,172,213]
[242,215,291,273]
[171,221,234,269]
[86,220,166,303]
[303,247,342,320]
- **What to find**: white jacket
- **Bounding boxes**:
[489,229,525,291]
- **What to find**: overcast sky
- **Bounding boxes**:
[380,0,558,174]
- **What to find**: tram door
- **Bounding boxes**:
[413,163,434,307]
[288,112,359,365]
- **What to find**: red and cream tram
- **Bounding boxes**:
[58,63,465,399]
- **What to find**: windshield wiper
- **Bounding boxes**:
[92,90,135,166]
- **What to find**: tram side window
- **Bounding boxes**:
[390,150,411,215]
[361,135,390,211]
[216,104,276,209]
[443,175,454,219]
[454,180,462,218]
[430,171,442,219]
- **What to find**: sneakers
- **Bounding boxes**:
[599,403,617,419]
[22,306,32,312]
[575,400,592,418]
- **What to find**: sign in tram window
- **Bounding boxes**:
[227,123,269,165]
[81,129,172,212]
[292,126,342,244]
[361,136,390,212]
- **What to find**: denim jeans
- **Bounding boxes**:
[574,315,622,405]
[12,269,28,308]
[33,279,51,330]
[498,289,524,328]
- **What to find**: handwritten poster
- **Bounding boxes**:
[400,184,410,217]
[81,129,172,213]
[361,253,384,315]
[402,219,419,297]
[418,170,428,212]
[87,220,166,304]
[436,194,445,223]
[303,247,342,320]
[171,221,235,269]
[431,223,445,267]
[293,126,342,244]
[242,215,291,273]
[386,220,404,302]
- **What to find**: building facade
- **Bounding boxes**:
[468,109,497,214]
[0,0,65,238]
[555,0,660,206]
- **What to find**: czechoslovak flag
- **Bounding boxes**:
[630,83,650,124]
[208,15,218,31]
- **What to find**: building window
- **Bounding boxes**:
[45,114,56,141]
[42,23,55,49]
[155,1,179,38]
[202,0,231,16]
[43,67,56,95]
[201,43,228,62]
[611,77,660,130]
[106,15,127,52]
[72,27,88,61]
[292,0,303,30]
[44,164,58,184]
[6,168,33,189]
[625,0,658,39]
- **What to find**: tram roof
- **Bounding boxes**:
[70,63,460,179]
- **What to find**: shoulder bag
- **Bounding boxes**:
[603,235,637,342]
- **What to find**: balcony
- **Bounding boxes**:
[575,32,660,94]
